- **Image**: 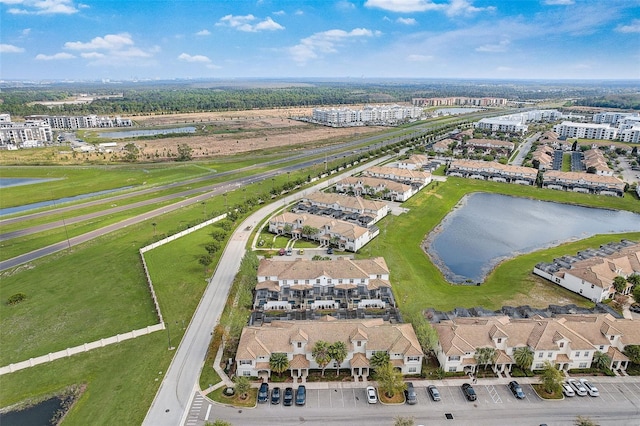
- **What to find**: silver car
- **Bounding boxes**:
[579,379,599,397]
[567,379,588,396]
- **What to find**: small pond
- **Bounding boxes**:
[434,108,483,115]
[0,397,62,426]
[426,193,640,284]
[98,126,196,139]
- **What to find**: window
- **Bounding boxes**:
[538,352,543,358]
[599,345,604,351]
[448,367,457,372]
[497,338,502,344]
[448,355,461,361]
[407,356,420,362]
[610,335,615,341]
[240,360,252,365]
[584,352,589,357]
[535,363,543,369]
[243,371,251,376]
[297,342,302,348]
[579,363,588,368]
[328,279,332,284]
[408,367,417,373]
[575,352,580,357]
[361,279,366,284]
[316,279,321,284]
[591,284,595,289]
[357,341,361,347]
[559,342,564,348]
[547,352,553,358]
[294,280,298,285]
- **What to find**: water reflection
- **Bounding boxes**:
[427,193,640,283]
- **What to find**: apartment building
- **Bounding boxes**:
[411,97,507,107]
[0,114,52,148]
[447,160,538,185]
[236,318,424,380]
[553,122,618,140]
[542,170,625,197]
[363,166,432,188]
[254,257,394,310]
[434,313,640,374]
[25,114,132,129]
[335,176,417,202]
[299,192,389,224]
[311,105,423,126]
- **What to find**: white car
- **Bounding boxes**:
[562,383,575,397]
[567,379,588,397]
[579,379,599,397]
[366,386,378,404]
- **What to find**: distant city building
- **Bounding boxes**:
[311,104,423,127]
[0,114,52,149]
[411,96,507,107]
[24,114,132,129]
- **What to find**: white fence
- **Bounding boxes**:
[0,214,228,376]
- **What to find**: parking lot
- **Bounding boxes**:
[254,379,640,412]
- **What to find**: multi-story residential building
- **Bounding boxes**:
[533,241,639,303]
[363,166,432,188]
[311,105,423,127]
[0,114,52,148]
[298,192,389,224]
[542,170,625,197]
[619,125,640,143]
[475,115,528,134]
[465,138,515,156]
[396,154,430,170]
[235,318,424,381]
[335,176,417,202]
[254,257,394,310]
[553,122,618,140]
[268,212,377,252]
[434,313,640,374]
[583,148,613,176]
[592,112,636,125]
[24,114,132,129]
[411,97,507,107]
[447,160,538,185]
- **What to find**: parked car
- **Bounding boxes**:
[366,386,378,404]
[567,378,588,396]
[427,385,441,401]
[508,381,525,399]
[562,382,575,397]
[327,247,333,255]
[405,382,417,405]
[298,249,305,255]
[283,387,294,406]
[257,383,269,403]
[461,383,477,401]
[579,379,600,397]
[271,386,281,404]
[295,385,306,406]
[278,248,285,256]
[630,304,640,314]
[286,248,292,256]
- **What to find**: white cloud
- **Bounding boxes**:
[289,28,379,64]
[178,53,212,63]
[444,0,495,17]
[397,17,417,25]
[80,52,104,59]
[475,39,510,52]
[273,10,286,16]
[65,33,134,51]
[336,1,356,10]
[616,19,640,33]
[496,66,513,72]
[365,0,443,13]
[21,28,31,36]
[407,54,432,61]
[3,0,79,15]
[35,52,75,60]
[195,29,211,36]
[294,9,304,15]
[0,43,25,53]
[216,14,284,32]
[543,0,574,5]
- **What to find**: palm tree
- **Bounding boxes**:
[375,362,406,399]
[312,340,331,376]
[234,375,251,400]
[370,351,390,370]
[539,361,564,395]
[591,351,611,371]
[329,341,347,376]
[269,352,289,377]
[474,347,497,371]
[513,346,534,371]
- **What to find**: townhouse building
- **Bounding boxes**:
[532,145,555,170]
[254,257,395,310]
[235,318,424,381]
[268,212,377,252]
[335,176,417,202]
[542,170,625,197]
[447,160,538,185]
[396,154,430,170]
[299,192,389,224]
[434,313,640,374]
[363,166,432,188]
[533,241,639,303]
[465,138,515,156]
[432,139,456,154]
[583,148,613,176]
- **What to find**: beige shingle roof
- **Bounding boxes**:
[303,191,388,213]
[258,257,389,281]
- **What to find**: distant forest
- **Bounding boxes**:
[1,79,638,116]
[573,94,640,110]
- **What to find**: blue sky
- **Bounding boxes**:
[1,0,639,81]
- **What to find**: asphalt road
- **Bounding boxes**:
[510,131,540,166]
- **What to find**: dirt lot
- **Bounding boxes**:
[114,107,383,159]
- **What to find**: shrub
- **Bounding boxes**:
[7,293,26,305]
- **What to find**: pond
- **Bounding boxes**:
[98,126,196,139]
[426,193,640,284]
[0,177,60,188]
[0,397,62,426]
[434,108,483,115]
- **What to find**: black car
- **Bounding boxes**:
[257,383,269,404]
[295,385,306,406]
[630,304,640,314]
[508,381,525,399]
[405,382,417,405]
[327,247,334,255]
[283,387,294,406]
[461,383,477,401]
[271,386,281,404]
